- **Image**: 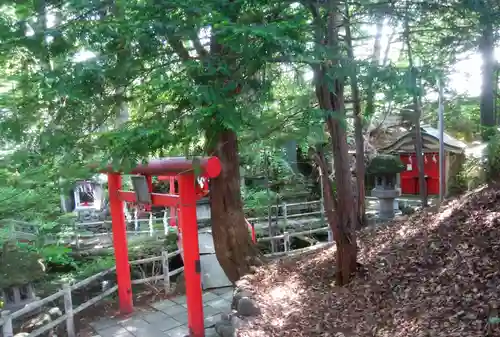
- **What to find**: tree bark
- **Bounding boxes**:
[324,96,358,286]
[405,19,428,207]
[479,16,496,140]
[166,19,263,282]
[311,0,358,285]
[209,129,262,283]
[365,18,384,119]
[344,5,365,228]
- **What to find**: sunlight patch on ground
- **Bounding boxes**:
[239,185,500,336]
[483,211,500,224]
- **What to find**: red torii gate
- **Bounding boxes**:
[102,157,221,337]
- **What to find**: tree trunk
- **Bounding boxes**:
[165,18,263,283]
[344,5,365,228]
[325,100,358,286]
[479,17,496,140]
[209,129,262,283]
[405,19,428,207]
[310,147,338,236]
[365,18,384,119]
[310,0,357,286]
[413,123,427,206]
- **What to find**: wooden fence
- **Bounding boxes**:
[2,197,422,249]
[0,249,184,337]
[0,238,332,337]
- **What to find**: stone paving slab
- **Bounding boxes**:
[90,288,234,337]
[210,287,233,296]
[205,298,232,311]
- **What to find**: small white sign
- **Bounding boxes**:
[407,164,413,171]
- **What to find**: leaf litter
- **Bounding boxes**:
[237,186,500,337]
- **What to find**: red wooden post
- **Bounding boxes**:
[107,173,133,314]
[246,218,256,243]
[169,177,176,227]
[178,173,204,337]
[99,157,221,328]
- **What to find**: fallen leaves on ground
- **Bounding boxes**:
[238,186,500,337]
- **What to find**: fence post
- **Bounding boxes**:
[134,208,139,232]
[283,232,290,252]
[163,211,168,235]
[283,203,288,228]
[268,204,275,253]
[72,221,79,250]
[161,250,170,293]
[63,284,76,337]
[1,310,13,337]
[149,213,154,237]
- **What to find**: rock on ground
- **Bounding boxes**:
[236,297,260,317]
[17,306,63,337]
[214,282,261,336]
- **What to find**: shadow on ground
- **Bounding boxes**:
[238,186,500,337]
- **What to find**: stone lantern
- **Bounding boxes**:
[367,155,405,220]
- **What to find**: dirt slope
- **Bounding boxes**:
[237,186,500,337]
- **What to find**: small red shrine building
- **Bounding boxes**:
[380,125,466,196]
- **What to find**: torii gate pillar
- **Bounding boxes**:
[103,157,221,337]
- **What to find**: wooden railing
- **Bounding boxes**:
[2,197,422,250]
[0,249,184,337]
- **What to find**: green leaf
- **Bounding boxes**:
[192,157,202,177]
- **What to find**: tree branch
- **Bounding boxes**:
[167,35,191,61]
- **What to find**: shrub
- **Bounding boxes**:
[366,155,405,176]
[485,132,500,182]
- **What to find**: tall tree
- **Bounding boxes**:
[404,16,428,207]
[476,0,498,139]
[344,4,365,228]
[0,0,289,282]
[308,0,358,285]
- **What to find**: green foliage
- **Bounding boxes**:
[243,188,280,216]
[16,242,77,268]
[485,133,500,182]
[0,243,46,288]
[366,155,405,175]
[448,166,468,196]
[0,157,62,221]
[37,245,77,268]
[424,97,481,142]
[75,256,116,279]
[0,0,497,245]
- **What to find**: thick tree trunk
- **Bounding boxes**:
[164,3,263,284]
[479,18,496,140]
[209,129,262,283]
[325,106,358,286]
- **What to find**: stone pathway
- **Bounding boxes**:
[89,287,233,337]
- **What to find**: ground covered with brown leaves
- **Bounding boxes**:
[238,186,500,337]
